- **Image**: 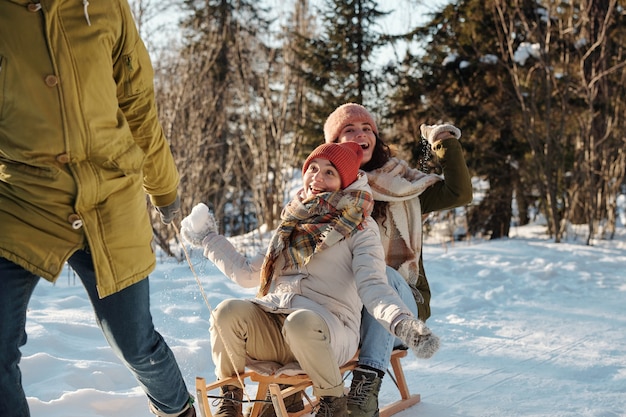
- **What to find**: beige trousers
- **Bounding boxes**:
[210,298,345,398]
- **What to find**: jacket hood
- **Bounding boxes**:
[344,171,371,194]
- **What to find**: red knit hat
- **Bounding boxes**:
[323,103,378,143]
[302,142,364,188]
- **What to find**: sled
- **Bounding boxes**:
[195,349,420,417]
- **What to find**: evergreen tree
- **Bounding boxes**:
[386,0,626,242]
[386,0,530,239]
[289,0,390,154]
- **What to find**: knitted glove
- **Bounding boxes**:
[394,317,441,359]
[156,195,181,225]
[420,123,461,146]
[180,203,218,247]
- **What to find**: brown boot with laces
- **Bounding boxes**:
[258,385,305,417]
[346,367,382,417]
[213,385,244,417]
[314,395,348,417]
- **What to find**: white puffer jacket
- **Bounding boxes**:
[201,175,413,366]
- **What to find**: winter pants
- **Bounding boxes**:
[210,298,346,398]
[357,266,419,373]
[0,251,191,417]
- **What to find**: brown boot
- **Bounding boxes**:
[149,399,196,417]
[177,405,197,417]
[346,367,382,417]
[314,395,348,417]
[213,385,244,417]
[258,385,305,417]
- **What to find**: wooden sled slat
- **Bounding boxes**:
[196,349,420,417]
[380,350,421,417]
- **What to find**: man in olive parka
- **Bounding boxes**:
[0,1,195,416]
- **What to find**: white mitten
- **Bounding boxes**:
[394,317,441,359]
[420,123,461,146]
[180,203,218,247]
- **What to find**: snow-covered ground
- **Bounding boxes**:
[21,220,626,417]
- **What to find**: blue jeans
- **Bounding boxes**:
[0,251,191,417]
[358,266,419,373]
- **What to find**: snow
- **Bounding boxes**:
[21,221,626,417]
[513,42,541,66]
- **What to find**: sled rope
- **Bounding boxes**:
[172,223,250,401]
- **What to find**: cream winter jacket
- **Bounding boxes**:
[0,0,179,297]
[201,176,414,366]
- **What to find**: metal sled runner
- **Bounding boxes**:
[195,349,420,417]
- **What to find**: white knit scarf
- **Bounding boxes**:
[366,157,442,285]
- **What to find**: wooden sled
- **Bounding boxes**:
[195,349,420,417]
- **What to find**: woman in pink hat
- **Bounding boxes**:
[180,142,440,417]
[323,103,473,417]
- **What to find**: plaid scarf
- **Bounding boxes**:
[258,188,374,296]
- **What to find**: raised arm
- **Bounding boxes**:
[419,124,473,213]
[180,203,261,288]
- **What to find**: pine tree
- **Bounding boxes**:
[386,0,626,242]
[386,0,529,239]
[288,0,390,154]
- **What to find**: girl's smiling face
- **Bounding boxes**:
[302,158,342,199]
[336,121,376,166]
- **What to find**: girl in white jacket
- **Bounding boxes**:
[180,142,439,417]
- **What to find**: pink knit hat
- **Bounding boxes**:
[302,142,364,188]
[323,103,378,143]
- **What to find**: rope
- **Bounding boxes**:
[172,222,250,400]
[206,395,270,404]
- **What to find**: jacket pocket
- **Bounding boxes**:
[102,143,145,175]
[121,53,145,98]
[0,157,59,182]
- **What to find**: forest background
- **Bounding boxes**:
[129,0,626,254]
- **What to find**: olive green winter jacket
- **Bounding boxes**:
[368,137,473,321]
[414,138,473,320]
[0,0,179,297]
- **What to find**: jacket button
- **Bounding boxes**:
[55,153,71,164]
[44,75,59,87]
[56,153,71,164]
[68,214,83,229]
[27,3,42,12]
